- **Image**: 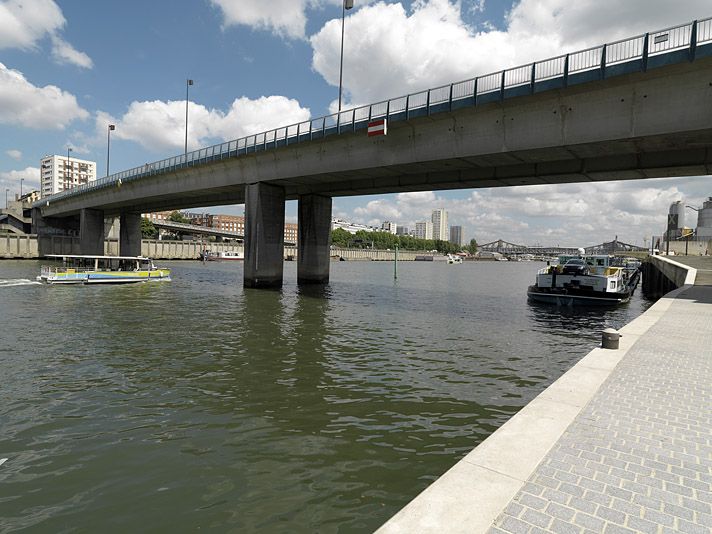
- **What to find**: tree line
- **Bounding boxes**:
[331,228,477,254]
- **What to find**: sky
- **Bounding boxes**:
[1,0,711,248]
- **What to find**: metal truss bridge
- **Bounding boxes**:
[479,238,647,257]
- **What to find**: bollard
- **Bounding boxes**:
[602,328,621,349]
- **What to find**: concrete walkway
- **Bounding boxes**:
[672,257,712,286]
[488,285,712,534]
[378,272,712,533]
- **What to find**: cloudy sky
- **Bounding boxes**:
[1,0,711,247]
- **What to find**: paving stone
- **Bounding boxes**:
[642,508,676,527]
[603,523,637,534]
[596,505,626,525]
[545,502,576,522]
[517,493,547,512]
[625,515,659,534]
[573,512,605,532]
[521,509,552,529]
[504,502,524,518]
[567,496,597,516]
[662,502,695,521]
[542,488,571,506]
[549,518,582,534]
[496,515,531,534]
[676,518,710,534]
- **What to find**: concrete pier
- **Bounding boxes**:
[79,208,105,256]
[297,194,332,285]
[119,213,142,257]
[244,182,285,289]
[379,256,712,533]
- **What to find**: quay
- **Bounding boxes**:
[0,234,429,261]
[379,255,712,533]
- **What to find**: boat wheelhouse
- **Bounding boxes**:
[38,255,171,285]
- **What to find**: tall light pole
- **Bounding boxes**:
[66,146,73,186]
[338,0,354,113]
[106,124,116,177]
[185,79,193,156]
[5,188,8,209]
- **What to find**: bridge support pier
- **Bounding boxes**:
[244,182,285,289]
[80,208,105,256]
[297,194,332,285]
[120,213,142,257]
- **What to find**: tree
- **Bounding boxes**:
[331,227,352,247]
[466,238,478,255]
[141,217,157,238]
[168,211,189,224]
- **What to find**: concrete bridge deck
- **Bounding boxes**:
[378,259,712,533]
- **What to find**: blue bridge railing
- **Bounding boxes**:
[39,17,712,207]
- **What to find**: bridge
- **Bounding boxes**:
[151,219,298,246]
[152,219,245,240]
[480,238,648,257]
[33,18,712,287]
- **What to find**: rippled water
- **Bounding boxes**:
[0,259,653,532]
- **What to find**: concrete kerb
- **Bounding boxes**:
[376,263,697,534]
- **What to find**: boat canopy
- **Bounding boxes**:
[45,254,152,260]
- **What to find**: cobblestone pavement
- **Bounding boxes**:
[488,286,712,534]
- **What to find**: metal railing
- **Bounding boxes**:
[38,16,712,207]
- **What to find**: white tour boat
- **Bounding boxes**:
[204,250,244,261]
[38,255,171,285]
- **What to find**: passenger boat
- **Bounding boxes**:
[204,250,244,261]
[37,255,171,285]
[447,254,463,264]
[527,254,640,306]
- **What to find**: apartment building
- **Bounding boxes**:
[40,154,96,198]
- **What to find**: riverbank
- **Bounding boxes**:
[0,234,439,261]
[378,256,711,533]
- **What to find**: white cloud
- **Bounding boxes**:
[0,62,89,129]
[96,95,311,154]
[50,35,93,69]
[337,176,712,247]
[310,0,711,109]
[6,149,22,160]
[0,0,64,49]
[354,198,402,220]
[209,0,310,39]
[0,166,40,192]
[0,0,93,68]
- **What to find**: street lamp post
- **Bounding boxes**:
[66,147,73,188]
[107,124,115,177]
[185,79,193,156]
[338,0,354,113]
[5,188,9,209]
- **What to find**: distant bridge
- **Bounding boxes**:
[480,238,647,256]
[152,219,244,239]
[152,219,297,246]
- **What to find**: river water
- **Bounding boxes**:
[0,259,653,532]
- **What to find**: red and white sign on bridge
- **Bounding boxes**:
[367,119,387,137]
